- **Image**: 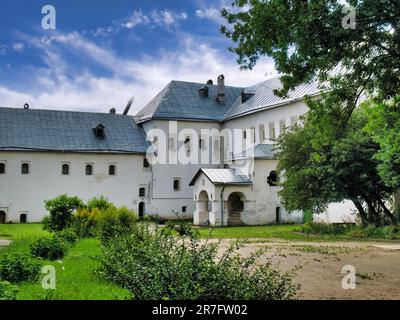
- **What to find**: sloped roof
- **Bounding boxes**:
[229,143,277,161]
[222,76,321,120]
[134,80,244,123]
[0,107,149,153]
[189,168,252,186]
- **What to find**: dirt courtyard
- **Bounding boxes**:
[218,239,400,300]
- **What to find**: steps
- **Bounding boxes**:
[228,210,244,226]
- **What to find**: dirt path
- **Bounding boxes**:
[214,239,400,300]
[0,240,11,247]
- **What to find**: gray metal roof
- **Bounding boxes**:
[0,107,149,153]
[189,168,252,186]
[134,80,244,123]
[229,143,277,161]
[222,77,321,120]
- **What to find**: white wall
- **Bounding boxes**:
[0,151,151,222]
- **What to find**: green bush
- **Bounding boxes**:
[164,221,198,237]
[0,253,41,283]
[301,222,348,235]
[30,237,67,260]
[0,281,19,300]
[55,229,78,244]
[97,206,138,242]
[87,196,114,211]
[98,222,299,300]
[71,207,101,238]
[43,194,84,232]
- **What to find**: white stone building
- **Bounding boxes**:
[0,75,355,225]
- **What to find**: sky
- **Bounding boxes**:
[0,0,276,114]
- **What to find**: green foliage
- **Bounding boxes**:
[0,281,19,300]
[86,196,114,211]
[302,223,349,235]
[277,110,395,225]
[0,253,41,283]
[30,237,67,260]
[96,206,138,242]
[98,222,299,300]
[71,207,101,238]
[164,220,199,237]
[54,229,78,244]
[43,195,84,232]
[364,96,400,189]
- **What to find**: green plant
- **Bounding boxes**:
[86,196,114,211]
[97,206,138,242]
[98,222,299,300]
[43,194,84,232]
[0,281,19,300]
[55,229,78,244]
[71,207,101,238]
[30,237,67,260]
[0,253,41,283]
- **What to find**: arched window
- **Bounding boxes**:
[0,163,5,174]
[109,164,116,176]
[62,164,69,175]
[267,170,278,186]
[21,163,29,174]
[139,187,145,197]
[20,213,27,223]
[173,178,180,191]
[85,164,93,176]
[143,158,150,168]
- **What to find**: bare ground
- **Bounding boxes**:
[215,239,400,300]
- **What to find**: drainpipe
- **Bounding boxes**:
[220,185,226,226]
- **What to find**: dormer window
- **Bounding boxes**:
[93,124,105,139]
[241,90,255,103]
[198,85,209,97]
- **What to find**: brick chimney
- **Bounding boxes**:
[216,74,225,104]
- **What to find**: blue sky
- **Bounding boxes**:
[0,0,275,114]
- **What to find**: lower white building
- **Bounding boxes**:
[0,74,355,225]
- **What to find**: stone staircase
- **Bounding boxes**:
[227,210,244,226]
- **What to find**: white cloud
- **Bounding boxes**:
[151,10,188,26]
[0,32,276,114]
[11,42,24,52]
[195,8,221,21]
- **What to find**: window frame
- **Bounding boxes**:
[85,163,94,176]
[139,187,146,197]
[61,163,70,176]
[21,162,30,175]
[0,162,5,174]
[108,163,117,176]
[173,178,181,191]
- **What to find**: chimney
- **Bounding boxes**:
[216,74,225,104]
[207,79,213,85]
[198,85,209,97]
[109,107,116,114]
[123,97,134,115]
[23,103,29,109]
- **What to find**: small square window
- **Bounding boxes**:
[21,162,30,174]
[143,158,150,168]
[109,164,116,175]
[139,187,146,197]
[173,178,181,191]
[62,163,70,175]
[85,164,93,175]
[0,162,5,174]
[182,206,187,213]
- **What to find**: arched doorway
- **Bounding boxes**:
[0,211,6,224]
[227,192,245,226]
[196,190,210,225]
[20,213,27,223]
[138,202,145,219]
[276,206,282,224]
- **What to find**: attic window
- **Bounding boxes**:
[93,124,105,139]
[241,91,255,103]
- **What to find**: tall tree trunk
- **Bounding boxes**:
[365,198,380,226]
[395,189,400,222]
[378,198,397,225]
[351,198,368,225]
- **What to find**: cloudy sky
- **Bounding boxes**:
[0,0,276,114]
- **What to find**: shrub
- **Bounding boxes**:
[55,229,78,244]
[71,207,101,238]
[164,221,198,237]
[97,206,138,242]
[87,196,114,211]
[98,222,299,300]
[301,222,348,235]
[30,237,67,260]
[0,281,19,300]
[43,194,84,232]
[0,253,41,283]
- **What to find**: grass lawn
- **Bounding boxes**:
[0,224,130,300]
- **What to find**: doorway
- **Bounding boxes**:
[0,211,6,224]
[276,206,282,224]
[227,192,245,226]
[138,202,145,219]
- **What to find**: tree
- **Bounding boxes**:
[43,195,84,232]
[277,110,395,225]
